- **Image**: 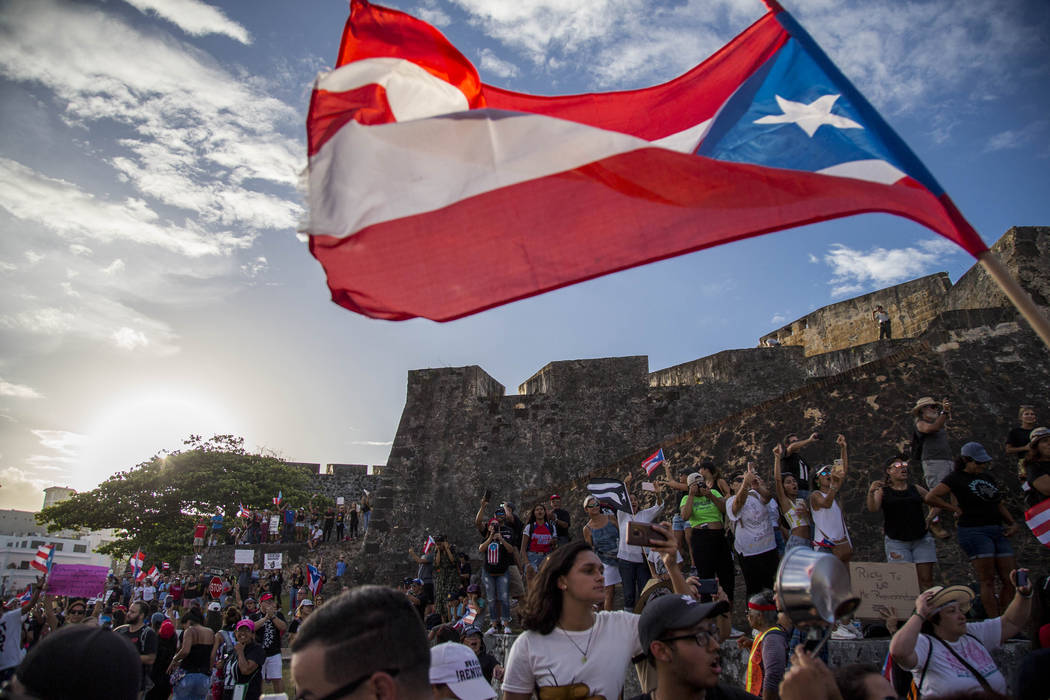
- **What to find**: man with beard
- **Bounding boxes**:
[114,601,158,699]
[631,594,756,700]
[251,592,287,695]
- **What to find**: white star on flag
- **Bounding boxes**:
[754,94,862,137]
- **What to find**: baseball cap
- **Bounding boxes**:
[411,578,424,586]
[259,593,274,602]
[207,601,221,611]
[158,620,176,639]
[150,612,166,625]
[243,596,257,603]
[235,619,255,633]
[686,472,704,487]
[298,599,314,608]
[550,494,560,500]
[638,594,730,656]
[960,442,992,463]
[1029,427,1050,446]
[429,642,496,700]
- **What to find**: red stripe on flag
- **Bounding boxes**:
[308,85,396,156]
[336,0,481,105]
[310,149,968,322]
[482,14,786,141]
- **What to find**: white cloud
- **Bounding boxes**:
[0,158,253,257]
[102,259,126,275]
[68,244,93,256]
[984,120,1049,154]
[0,378,43,399]
[112,326,150,350]
[0,0,302,232]
[477,48,520,79]
[414,2,452,27]
[31,429,88,456]
[123,0,252,44]
[770,314,787,324]
[241,257,268,279]
[0,466,50,510]
[821,238,961,298]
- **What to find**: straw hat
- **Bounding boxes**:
[926,585,974,614]
[912,397,939,415]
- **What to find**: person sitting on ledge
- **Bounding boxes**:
[889,574,1032,698]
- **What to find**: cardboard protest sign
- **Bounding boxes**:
[264,553,283,570]
[234,549,255,565]
[337,497,344,505]
[850,561,920,620]
[48,564,108,598]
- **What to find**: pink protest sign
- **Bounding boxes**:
[47,564,109,598]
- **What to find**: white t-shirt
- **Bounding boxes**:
[724,491,776,556]
[905,618,1007,697]
[141,585,157,601]
[0,608,24,671]
[616,503,664,563]
[502,610,640,698]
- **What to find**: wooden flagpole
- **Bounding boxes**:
[977,250,1050,349]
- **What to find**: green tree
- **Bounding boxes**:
[37,434,313,565]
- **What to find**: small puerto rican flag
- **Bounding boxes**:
[1025,498,1050,548]
[30,544,54,574]
[130,549,145,581]
[145,565,160,583]
[17,585,32,605]
[641,449,666,476]
[273,490,282,506]
[422,536,436,555]
[306,564,323,596]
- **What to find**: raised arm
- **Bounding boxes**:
[916,401,950,434]
[474,496,489,535]
[731,472,752,516]
[866,480,885,512]
[836,434,849,478]
[786,433,820,456]
[999,568,1033,640]
[889,589,938,670]
[773,445,791,512]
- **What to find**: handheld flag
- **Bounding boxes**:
[30,544,54,574]
[1025,499,1050,548]
[273,491,282,507]
[422,536,436,555]
[17,585,32,605]
[145,565,160,584]
[304,0,987,322]
[306,564,323,597]
[586,478,634,515]
[130,549,145,581]
[641,449,666,477]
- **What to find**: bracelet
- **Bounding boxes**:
[912,612,927,622]
[1019,590,1033,599]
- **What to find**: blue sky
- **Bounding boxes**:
[0,0,1047,510]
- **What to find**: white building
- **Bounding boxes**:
[0,489,120,597]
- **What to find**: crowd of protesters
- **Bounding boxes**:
[205,492,371,550]
[2,399,1049,699]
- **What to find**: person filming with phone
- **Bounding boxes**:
[725,464,779,599]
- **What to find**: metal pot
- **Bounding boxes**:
[775,547,860,624]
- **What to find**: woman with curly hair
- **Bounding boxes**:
[502,528,684,700]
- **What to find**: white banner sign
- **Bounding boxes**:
[264,552,283,570]
[234,549,254,565]
[336,497,345,505]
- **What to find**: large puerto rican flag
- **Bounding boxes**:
[305,0,988,322]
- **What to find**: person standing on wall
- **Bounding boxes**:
[873,304,892,339]
[913,396,954,539]
[867,455,937,592]
[550,494,571,547]
[1006,405,1039,495]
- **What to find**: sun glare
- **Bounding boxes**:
[78,388,241,489]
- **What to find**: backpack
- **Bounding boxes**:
[910,429,927,463]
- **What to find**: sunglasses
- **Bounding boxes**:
[658,623,721,648]
[295,669,400,700]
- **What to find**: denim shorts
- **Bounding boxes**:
[884,532,937,564]
[672,514,687,532]
[786,534,810,551]
[957,525,1014,560]
[526,550,548,571]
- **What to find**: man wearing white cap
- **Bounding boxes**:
[429,642,496,700]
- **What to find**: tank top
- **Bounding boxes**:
[589,519,619,566]
[918,424,951,461]
[782,497,809,531]
[880,483,927,541]
[812,497,849,546]
[182,642,213,674]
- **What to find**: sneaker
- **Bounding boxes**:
[503,623,512,634]
[831,623,861,640]
[485,625,497,636]
[929,518,950,539]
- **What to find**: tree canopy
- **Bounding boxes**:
[37,434,314,565]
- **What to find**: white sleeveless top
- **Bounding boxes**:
[811,497,849,545]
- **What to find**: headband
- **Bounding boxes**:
[747,602,777,611]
